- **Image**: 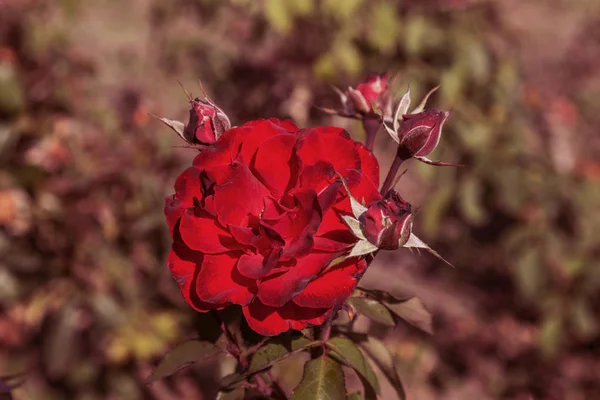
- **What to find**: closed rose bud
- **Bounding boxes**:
[396,109,449,161]
[358,189,413,250]
[183,97,231,145]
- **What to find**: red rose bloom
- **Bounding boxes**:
[165,118,381,336]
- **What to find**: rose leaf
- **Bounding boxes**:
[292,355,346,400]
[347,297,395,327]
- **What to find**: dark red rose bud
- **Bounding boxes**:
[358,189,413,250]
[396,109,449,161]
[184,97,231,145]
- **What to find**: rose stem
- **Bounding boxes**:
[267,370,289,400]
[319,306,340,345]
[209,310,246,367]
[362,118,380,151]
[380,156,404,195]
[210,310,278,397]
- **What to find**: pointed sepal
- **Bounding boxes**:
[411,85,440,115]
[150,114,186,141]
[414,156,463,167]
[336,172,367,219]
[403,233,454,267]
[393,85,411,133]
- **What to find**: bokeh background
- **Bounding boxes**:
[1,0,600,399]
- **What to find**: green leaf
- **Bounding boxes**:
[292,356,346,400]
[146,340,223,383]
[354,335,406,400]
[222,338,320,389]
[347,297,395,326]
[384,298,433,334]
[249,335,315,374]
[356,287,411,303]
[326,337,380,396]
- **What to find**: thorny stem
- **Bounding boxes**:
[210,311,282,398]
[380,156,405,195]
[268,370,289,400]
[210,310,246,367]
[362,118,381,152]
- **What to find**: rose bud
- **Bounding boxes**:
[397,109,448,159]
[153,88,231,149]
[382,86,458,167]
[320,73,392,121]
[349,73,392,117]
[358,189,413,250]
[183,97,231,146]
[338,174,453,266]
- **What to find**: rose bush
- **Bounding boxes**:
[164,118,382,335]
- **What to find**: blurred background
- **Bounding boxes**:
[1,0,600,399]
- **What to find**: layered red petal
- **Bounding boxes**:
[195,253,256,305]
[243,299,331,336]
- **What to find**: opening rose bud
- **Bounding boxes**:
[338,73,392,118]
[358,190,413,250]
[396,109,449,161]
[184,97,231,146]
[356,74,388,107]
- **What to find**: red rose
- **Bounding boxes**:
[165,118,381,336]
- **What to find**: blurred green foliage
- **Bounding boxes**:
[0,0,599,398]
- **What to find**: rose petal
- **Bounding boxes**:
[196,253,256,305]
[243,299,331,336]
[257,251,339,307]
[293,258,367,308]
[164,196,184,235]
[237,252,273,279]
[312,205,357,252]
[207,160,270,226]
[296,127,360,173]
[299,160,336,195]
[252,134,298,197]
[228,224,257,246]
[168,243,223,312]
[174,166,203,206]
[283,188,322,259]
[355,142,380,188]
[164,167,203,235]
[335,171,382,216]
[260,188,322,260]
[239,120,293,164]
[269,118,299,132]
[179,209,239,254]
[193,126,246,168]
